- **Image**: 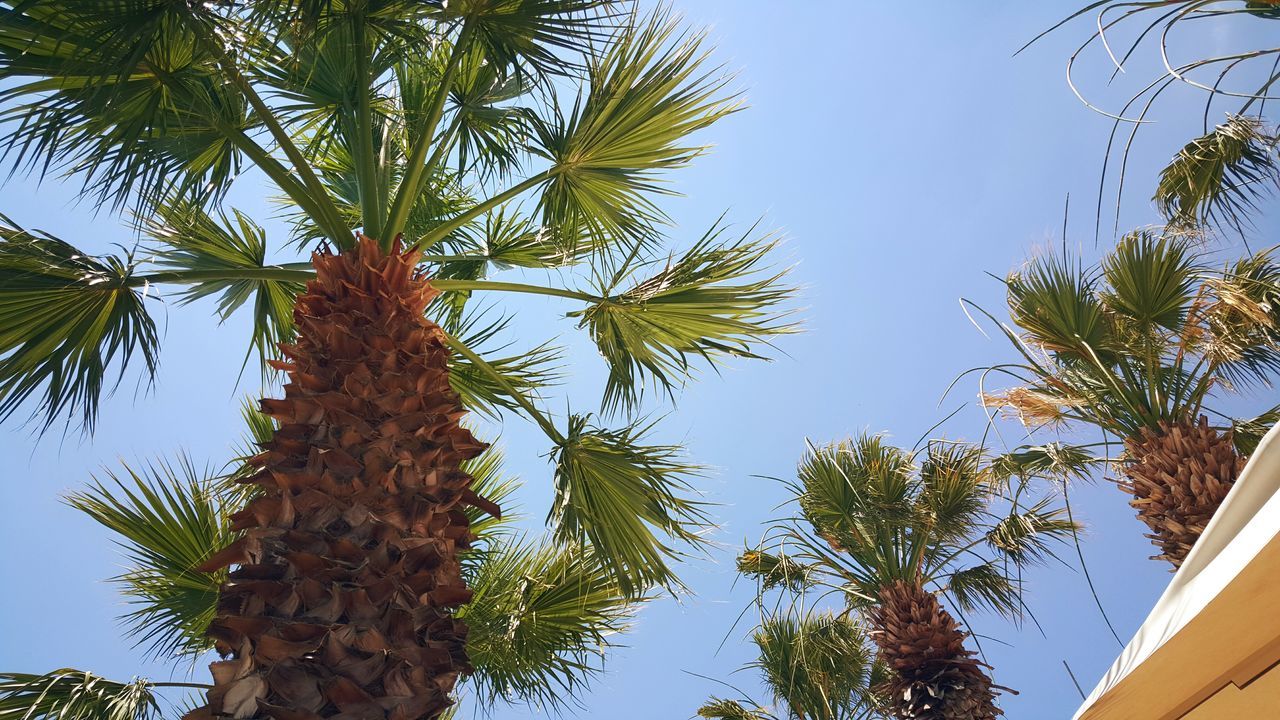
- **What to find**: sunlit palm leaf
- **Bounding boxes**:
[0,217,158,431]
[1006,253,1112,358]
[64,455,234,659]
[461,442,522,539]
[1100,231,1197,333]
[451,0,617,79]
[573,222,794,413]
[737,547,814,594]
[751,612,882,720]
[0,670,163,720]
[534,9,739,248]
[548,414,708,597]
[1156,115,1280,230]
[697,698,772,720]
[984,499,1076,569]
[945,563,1020,619]
[460,534,638,708]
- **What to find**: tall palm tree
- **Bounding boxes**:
[0,407,642,718]
[697,610,889,720]
[0,2,793,718]
[737,435,1076,720]
[978,232,1280,566]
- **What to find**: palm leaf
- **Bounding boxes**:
[0,670,164,720]
[1006,252,1113,359]
[944,562,1021,619]
[142,202,304,369]
[1100,231,1198,333]
[548,414,708,597]
[697,698,772,720]
[0,217,158,431]
[571,221,794,413]
[1156,115,1280,230]
[451,0,618,79]
[533,9,739,248]
[984,498,1077,569]
[460,534,638,708]
[64,455,234,659]
[446,312,563,420]
[751,611,881,720]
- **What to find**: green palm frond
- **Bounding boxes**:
[944,563,1021,619]
[737,547,814,594]
[0,217,158,431]
[461,534,638,709]
[571,222,795,413]
[449,47,535,177]
[795,436,915,546]
[917,442,990,542]
[751,612,881,720]
[1006,252,1112,358]
[988,443,1102,486]
[697,698,773,720]
[0,670,165,720]
[64,455,234,659]
[1156,115,1280,230]
[461,443,522,539]
[142,202,304,368]
[1204,248,1280,386]
[1235,403,1280,455]
[1101,231,1198,333]
[548,413,708,597]
[534,9,739,248]
[0,3,245,211]
[451,0,618,79]
[984,499,1077,569]
[446,313,563,419]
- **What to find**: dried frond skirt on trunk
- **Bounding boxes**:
[870,580,1002,720]
[1122,416,1245,568]
[188,237,494,720]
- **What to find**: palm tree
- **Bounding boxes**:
[0,407,641,718]
[737,435,1076,720]
[0,2,793,718]
[978,231,1280,566]
[697,610,889,720]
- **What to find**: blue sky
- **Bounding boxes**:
[2,2,1277,719]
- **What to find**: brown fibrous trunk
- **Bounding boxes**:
[1121,416,1245,568]
[870,580,1003,720]
[187,236,495,720]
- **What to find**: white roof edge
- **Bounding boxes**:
[1072,420,1280,719]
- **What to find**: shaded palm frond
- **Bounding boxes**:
[446,312,563,420]
[1156,115,1280,229]
[0,218,158,431]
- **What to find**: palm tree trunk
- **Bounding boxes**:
[187,236,495,720]
[870,580,1002,720]
[1122,415,1245,568]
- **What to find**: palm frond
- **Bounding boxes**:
[0,217,158,431]
[988,443,1102,486]
[944,563,1021,619]
[1006,252,1112,359]
[64,454,233,659]
[1156,115,1280,230]
[985,498,1077,569]
[736,547,814,594]
[795,436,915,547]
[571,222,795,414]
[751,611,880,720]
[142,202,304,369]
[548,414,709,597]
[461,442,522,539]
[697,698,772,720]
[0,3,245,212]
[1204,248,1280,387]
[918,442,990,542]
[0,670,163,720]
[533,9,739,248]
[1100,231,1198,333]
[446,312,563,420]
[1234,403,1280,456]
[452,0,618,79]
[460,534,638,709]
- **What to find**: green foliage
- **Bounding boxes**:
[573,222,795,413]
[0,217,158,431]
[534,9,739,248]
[984,232,1280,439]
[549,414,708,597]
[1156,116,1280,230]
[64,455,234,659]
[446,313,563,420]
[461,535,638,709]
[0,670,162,720]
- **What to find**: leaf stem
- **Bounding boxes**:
[431,278,598,303]
[415,171,552,250]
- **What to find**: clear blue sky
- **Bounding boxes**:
[2,3,1277,719]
